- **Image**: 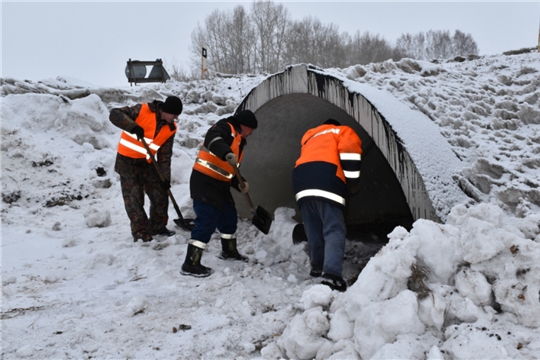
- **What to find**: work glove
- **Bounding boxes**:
[225,153,238,166]
[130,125,145,141]
[240,181,249,194]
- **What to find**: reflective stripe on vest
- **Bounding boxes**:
[295,189,346,206]
[340,152,362,179]
[193,123,243,182]
[296,125,362,183]
[117,103,177,163]
[195,157,234,180]
[343,170,361,178]
[340,152,362,161]
[119,131,160,161]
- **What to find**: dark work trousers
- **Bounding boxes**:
[300,198,346,277]
[191,199,237,243]
[119,163,169,236]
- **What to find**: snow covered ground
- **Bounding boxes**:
[2,51,540,359]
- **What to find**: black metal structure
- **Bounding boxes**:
[125,59,170,86]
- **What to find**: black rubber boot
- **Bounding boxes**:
[321,273,347,292]
[219,237,248,262]
[309,268,322,277]
[181,241,213,278]
[149,227,176,237]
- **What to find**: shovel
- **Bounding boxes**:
[292,223,308,244]
[140,137,195,231]
[233,166,273,235]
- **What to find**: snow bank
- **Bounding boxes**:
[269,203,540,359]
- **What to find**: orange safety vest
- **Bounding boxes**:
[193,122,244,182]
[117,103,177,163]
[294,124,362,208]
[295,124,362,183]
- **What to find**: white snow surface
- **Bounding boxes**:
[2,52,540,359]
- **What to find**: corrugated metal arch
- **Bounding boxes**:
[234,64,469,228]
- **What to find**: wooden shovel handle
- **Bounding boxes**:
[140,137,186,222]
[233,166,255,213]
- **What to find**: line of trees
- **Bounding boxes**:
[188,0,479,76]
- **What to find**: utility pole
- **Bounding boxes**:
[202,44,208,79]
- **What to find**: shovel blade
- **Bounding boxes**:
[292,223,308,244]
[252,206,273,235]
[174,218,196,231]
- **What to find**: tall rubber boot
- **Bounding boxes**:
[180,240,213,277]
[219,235,248,262]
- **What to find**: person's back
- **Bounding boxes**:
[292,119,362,292]
[294,122,362,211]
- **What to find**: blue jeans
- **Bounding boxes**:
[300,199,346,277]
[191,199,237,244]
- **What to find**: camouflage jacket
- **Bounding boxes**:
[109,100,175,180]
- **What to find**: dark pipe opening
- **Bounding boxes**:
[233,93,414,236]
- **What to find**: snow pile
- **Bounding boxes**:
[271,203,540,359]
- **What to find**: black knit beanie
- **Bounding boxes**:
[161,96,183,115]
[235,110,258,129]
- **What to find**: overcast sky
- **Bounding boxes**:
[2,1,539,87]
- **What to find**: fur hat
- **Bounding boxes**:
[161,96,183,115]
[235,110,258,129]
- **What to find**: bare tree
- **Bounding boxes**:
[283,16,347,68]
[314,21,346,68]
[189,10,229,74]
[223,6,256,74]
[396,29,479,60]
[452,30,479,56]
[189,6,257,75]
[283,17,319,66]
[188,2,481,76]
[425,30,453,60]
[250,0,290,73]
[346,31,397,65]
[396,32,426,59]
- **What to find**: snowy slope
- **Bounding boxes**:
[2,52,540,359]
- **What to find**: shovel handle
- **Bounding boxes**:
[233,166,255,213]
[140,137,186,222]
[140,137,165,181]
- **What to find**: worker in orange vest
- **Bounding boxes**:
[110,96,183,243]
[181,110,258,278]
[293,119,362,292]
